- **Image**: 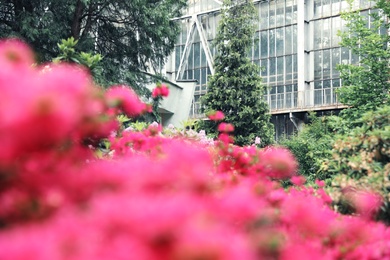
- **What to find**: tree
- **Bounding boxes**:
[337,0,390,124]
[0,0,187,92]
[200,0,274,147]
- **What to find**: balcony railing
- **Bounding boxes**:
[268,88,343,113]
[189,88,344,118]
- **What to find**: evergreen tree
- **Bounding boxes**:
[200,0,274,147]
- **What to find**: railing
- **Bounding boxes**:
[268,88,343,113]
[189,88,344,118]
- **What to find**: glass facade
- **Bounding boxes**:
[256,0,298,111]
[165,0,381,136]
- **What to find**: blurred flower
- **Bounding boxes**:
[218,122,234,133]
[259,147,298,180]
[152,83,169,98]
[207,110,225,121]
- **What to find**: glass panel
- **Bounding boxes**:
[332,16,341,46]
[188,70,193,79]
[194,68,200,84]
[276,28,284,56]
[188,45,194,69]
[293,54,298,79]
[332,0,340,16]
[193,28,200,42]
[323,18,331,48]
[332,78,340,87]
[276,1,284,27]
[269,57,276,83]
[277,92,285,109]
[261,59,268,77]
[314,0,322,18]
[323,0,331,17]
[269,29,275,56]
[314,20,322,49]
[314,51,322,80]
[269,1,275,28]
[293,25,297,53]
[260,31,268,58]
[286,91,293,108]
[271,94,277,109]
[277,57,284,82]
[314,81,323,105]
[260,3,268,30]
[285,26,292,55]
[323,49,331,78]
[293,4,297,23]
[332,79,340,103]
[201,68,207,85]
[314,81,323,89]
[175,46,181,71]
[285,55,293,81]
[285,0,293,25]
[181,21,188,44]
[200,46,207,67]
[332,47,340,77]
[193,42,200,67]
[323,80,331,104]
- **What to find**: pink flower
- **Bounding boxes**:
[106,85,148,117]
[218,133,234,145]
[217,122,234,133]
[342,188,383,220]
[315,179,325,188]
[152,84,169,98]
[259,147,298,179]
[207,111,225,121]
[291,176,306,186]
[0,39,34,69]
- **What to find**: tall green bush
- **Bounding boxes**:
[200,0,274,147]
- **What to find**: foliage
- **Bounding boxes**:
[279,113,343,184]
[0,0,187,92]
[323,106,390,223]
[337,0,390,124]
[200,0,274,147]
[53,37,104,84]
[1,39,390,259]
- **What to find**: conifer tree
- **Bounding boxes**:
[200,0,274,146]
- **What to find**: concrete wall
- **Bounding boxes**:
[146,80,196,127]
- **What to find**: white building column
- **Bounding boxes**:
[297,0,309,108]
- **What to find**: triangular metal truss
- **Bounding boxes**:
[176,14,215,81]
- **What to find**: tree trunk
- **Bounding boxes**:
[71,0,85,40]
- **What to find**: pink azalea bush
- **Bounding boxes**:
[0,39,390,260]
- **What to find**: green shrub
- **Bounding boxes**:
[323,106,390,223]
[279,113,342,184]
